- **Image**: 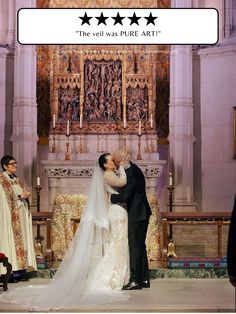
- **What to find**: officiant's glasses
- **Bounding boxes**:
[8,161,17,166]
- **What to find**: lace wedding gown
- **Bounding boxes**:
[89,167,130,291]
[0,164,130,310]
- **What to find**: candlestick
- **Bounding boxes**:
[167,183,177,257]
[52,126,56,153]
[78,134,86,153]
[79,113,83,129]
[137,134,142,160]
[65,130,70,160]
[34,183,43,244]
[65,137,70,160]
[36,175,40,187]
[138,120,142,136]
[52,113,56,128]
[149,127,155,153]
[66,120,70,136]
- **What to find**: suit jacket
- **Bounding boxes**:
[227,194,236,277]
[111,162,151,222]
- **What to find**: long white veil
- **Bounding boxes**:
[0,163,128,310]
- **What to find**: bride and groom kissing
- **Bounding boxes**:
[1,149,151,309]
[97,148,152,291]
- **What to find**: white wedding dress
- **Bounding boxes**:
[0,163,130,310]
[89,166,130,291]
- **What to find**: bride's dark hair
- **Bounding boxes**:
[98,153,111,171]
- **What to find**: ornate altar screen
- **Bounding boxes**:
[84,59,122,122]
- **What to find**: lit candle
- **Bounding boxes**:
[66,120,70,136]
[123,114,127,129]
[138,120,142,136]
[37,175,40,187]
[52,113,56,128]
[150,113,153,128]
[169,172,173,186]
[79,113,83,129]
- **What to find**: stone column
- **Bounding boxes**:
[11,0,38,189]
[0,0,14,157]
[6,0,15,46]
[168,0,196,211]
[0,47,9,157]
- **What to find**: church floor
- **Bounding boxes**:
[0,278,235,312]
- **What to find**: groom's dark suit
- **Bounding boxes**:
[111,162,152,285]
[227,194,236,286]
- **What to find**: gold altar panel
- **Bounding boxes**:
[51,194,162,263]
[36,0,170,138]
[51,194,87,259]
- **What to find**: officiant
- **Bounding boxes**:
[0,155,36,281]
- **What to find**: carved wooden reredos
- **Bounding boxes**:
[49,45,157,135]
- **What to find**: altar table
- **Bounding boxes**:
[51,193,162,264]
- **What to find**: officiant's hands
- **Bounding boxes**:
[20,190,31,199]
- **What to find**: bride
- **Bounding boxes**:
[0,153,130,310]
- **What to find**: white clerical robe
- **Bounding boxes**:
[0,184,18,273]
[0,172,36,274]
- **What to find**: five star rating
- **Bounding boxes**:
[18,8,218,45]
[80,12,157,26]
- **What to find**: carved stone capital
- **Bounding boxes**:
[44,166,94,178]
[136,160,166,178]
[42,160,166,179]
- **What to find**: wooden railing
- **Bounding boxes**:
[161,212,231,264]
[32,211,231,269]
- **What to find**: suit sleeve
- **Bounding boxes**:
[227,194,236,277]
[110,174,137,205]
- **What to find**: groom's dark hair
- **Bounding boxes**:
[98,153,111,171]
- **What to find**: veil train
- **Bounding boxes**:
[0,163,128,310]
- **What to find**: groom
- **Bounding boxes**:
[111,149,152,290]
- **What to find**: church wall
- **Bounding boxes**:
[193,49,202,210]
[198,45,236,212]
[0,1,8,44]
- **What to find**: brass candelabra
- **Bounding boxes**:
[51,126,56,153]
[78,133,86,154]
[123,127,128,152]
[65,135,70,160]
[137,134,142,160]
[34,183,43,256]
[167,184,177,258]
[149,127,155,153]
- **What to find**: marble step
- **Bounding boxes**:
[27,268,228,280]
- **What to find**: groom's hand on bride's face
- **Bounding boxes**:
[120,156,129,167]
